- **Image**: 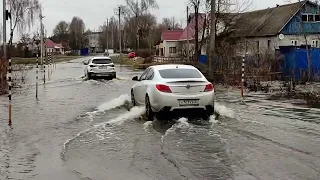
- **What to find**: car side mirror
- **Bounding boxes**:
[132,76,139,81]
[83,60,89,65]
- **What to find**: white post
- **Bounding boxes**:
[187,6,189,63]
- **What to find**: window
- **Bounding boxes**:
[308,14,314,22]
[139,68,150,81]
[158,68,202,79]
[312,40,319,47]
[291,40,298,46]
[92,58,112,64]
[302,15,308,21]
[145,68,154,80]
[169,47,176,54]
[302,14,320,22]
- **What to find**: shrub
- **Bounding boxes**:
[135,49,152,59]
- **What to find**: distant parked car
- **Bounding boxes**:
[84,57,116,80]
[128,52,136,58]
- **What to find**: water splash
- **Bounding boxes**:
[214,103,235,118]
[85,94,131,120]
[143,121,153,132]
[96,94,130,112]
[106,106,145,125]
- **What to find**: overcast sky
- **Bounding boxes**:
[0,0,289,42]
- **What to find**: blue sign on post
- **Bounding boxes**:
[199,55,207,64]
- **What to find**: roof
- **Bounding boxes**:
[161,30,184,41]
[150,64,197,70]
[45,39,55,48]
[180,13,206,40]
[228,1,307,37]
[45,39,64,48]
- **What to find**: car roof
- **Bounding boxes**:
[92,56,111,60]
[150,64,197,71]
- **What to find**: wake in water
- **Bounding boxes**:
[214,102,235,119]
[62,106,145,158]
[85,94,131,121]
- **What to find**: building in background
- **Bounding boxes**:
[85,31,103,53]
[45,39,65,54]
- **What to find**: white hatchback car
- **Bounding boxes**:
[131,64,214,120]
[84,57,116,79]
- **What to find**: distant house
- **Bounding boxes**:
[45,39,65,54]
[156,13,206,58]
[219,0,320,55]
[157,0,320,58]
[85,31,103,53]
[157,30,184,57]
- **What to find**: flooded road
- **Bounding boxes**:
[1,57,320,180]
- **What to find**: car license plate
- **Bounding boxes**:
[99,66,108,69]
[179,99,199,106]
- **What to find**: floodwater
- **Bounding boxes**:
[0,57,320,180]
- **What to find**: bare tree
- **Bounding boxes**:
[52,21,69,43]
[190,0,201,63]
[7,0,41,48]
[69,16,85,50]
[161,17,182,29]
[124,0,158,49]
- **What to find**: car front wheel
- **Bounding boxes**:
[145,95,154,121]
[87,72,92,79]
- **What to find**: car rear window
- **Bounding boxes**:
[158,68,202,78]
[92,59,112,64]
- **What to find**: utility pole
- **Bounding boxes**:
[111,18,114,50]
[187,6,189,62]
[208,0,216,81]
[3,0,11,126]
[115,6,123,69]
[3,0,7,61]
[106,18,109,52]
[40,10,44,65]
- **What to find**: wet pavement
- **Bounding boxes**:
[0,56,320,180]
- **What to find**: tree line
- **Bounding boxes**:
[51,0,182,51]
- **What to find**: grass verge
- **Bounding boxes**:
[111,56,144,68]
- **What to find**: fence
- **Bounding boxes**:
[280,47,320,81]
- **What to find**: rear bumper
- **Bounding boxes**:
[90,72,116,77]
[150,91,214,113]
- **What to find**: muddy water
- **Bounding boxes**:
[1,57,320,180]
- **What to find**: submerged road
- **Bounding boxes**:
[0,56,320,180]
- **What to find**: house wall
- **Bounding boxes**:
[237,34,320,56]
[46,48,54,53]
[163,40,179,57]
[281,2,320,34]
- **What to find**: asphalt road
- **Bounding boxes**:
[0,56,319,180]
